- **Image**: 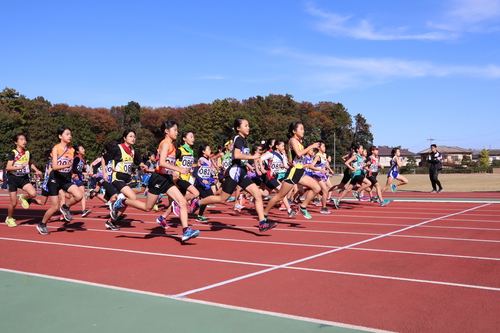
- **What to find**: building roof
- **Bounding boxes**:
[488,149,500,156]
[418,146,472,154]
[377,147,415,156]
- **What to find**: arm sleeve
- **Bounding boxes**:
[103,146,119,164]
[72,157,82,174]
[260,152,273,161]
[7,152,15,161]
[192,167,203,182]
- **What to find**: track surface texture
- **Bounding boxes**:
[1,191,499,333]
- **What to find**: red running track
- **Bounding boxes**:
[0,193,499,333]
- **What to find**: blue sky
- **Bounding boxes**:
[2,0,500,153]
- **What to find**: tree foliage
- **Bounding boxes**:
[478,149,490,167]
[0,87,374,169]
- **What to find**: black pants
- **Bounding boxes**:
[429,167,442,190]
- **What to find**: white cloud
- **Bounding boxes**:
[271,48,500,94]
[199,75,226,80]
[428,0,500,32]
[305,2,458,41]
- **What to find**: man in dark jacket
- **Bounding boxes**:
[428,144,443,193]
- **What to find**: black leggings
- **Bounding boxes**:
[429,167,442,190]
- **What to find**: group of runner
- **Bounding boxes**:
[3,118,408,241]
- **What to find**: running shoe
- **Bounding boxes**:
[81,209,92,217]
[359,196,370,201]
[312,198,320,204]
[352,191,360,200]
[314,202,323,207]
[227,196,235,202]
[333,199,340,209]
[5,217,17,227]
[111,194,127,220]
[298,206,312,219]
[437,188,444,193]
[116,214,127,221]
[172,200,181,216]
[207,204,216,208]
[153,204,159,211]
[391,184,397,193]
[370,196,380,203]
[320,208,332,214]
[89,189,96,199]
[278,204,287,211]
[234,203,243,212]
[288,209,297,218]
[60,205,73,222]
[380,200,391,207]
[189,198,200,214]
[258,219,277,232]
[156,216,169,229]
[430,189,437,193]
[287,199,295,206]
[196,215,209,222]
[59,214,65,221]
[181,228,200,241]
[19,194,30,209]
[105,220,120,231]
[144,189,149,196]
[36,223,50,235]
[338,188,345,194]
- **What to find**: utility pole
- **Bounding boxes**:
[427,137,435,146]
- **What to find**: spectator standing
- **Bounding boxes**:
[428,144,443,193]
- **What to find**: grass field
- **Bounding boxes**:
[326,173,500,192]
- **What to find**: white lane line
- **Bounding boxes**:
[174,203,492,297]
[0,237,273,268]
[1,239,498,293]
[2,233,500,263]
[286,266,500,292]
[5,221,500,244]
[0,268,395,333]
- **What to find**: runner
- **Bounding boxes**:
[37,127,83,235]
[155,130,200,228]
[108,123,200,242]
[365,146,391,206]
[72,145,91,217]
[308,140,332,214]
[381,148,409,194]
[263,121,321,221]
[192,143,217,222]
[333,143,381,209]
[190,117,270,231]
[5,134,43,227]
[103,129,148,230]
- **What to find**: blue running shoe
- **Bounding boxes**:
[182,228,200,241]
[380,200,391,207]
[111,194,127,220]
[391,184,397,193]
[352,191,360,200]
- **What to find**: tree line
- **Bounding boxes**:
[0,87,374,169]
